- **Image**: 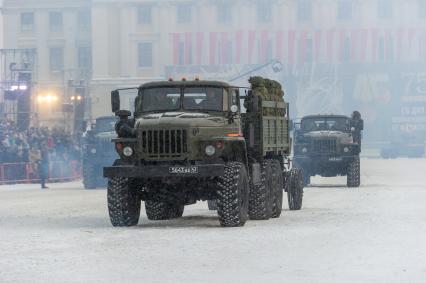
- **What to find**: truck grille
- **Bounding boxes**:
[312,139,337,153]
[142,129,188,158]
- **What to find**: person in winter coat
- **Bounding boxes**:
[38,145,49,189]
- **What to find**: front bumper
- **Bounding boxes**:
[103,164,225,178]
[293,154,357,176]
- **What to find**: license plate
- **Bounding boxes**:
[169,166,199,174]
[329,157,343,161]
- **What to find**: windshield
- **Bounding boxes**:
[139,86,224,113]
[183,87,223,111]
[140,87,181,112]
[301,117,350,132]
[95,118,117,132]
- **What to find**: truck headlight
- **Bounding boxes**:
[344,147,349,153]
[123,146,133,157]
[90,148,96,154]
[205,145,216,156]
[302,147,308,153]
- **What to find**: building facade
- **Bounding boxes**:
[90,0,426,143]
[1,0,91,130]
[1,0,426,142]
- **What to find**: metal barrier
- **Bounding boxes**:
[0,160,82,185]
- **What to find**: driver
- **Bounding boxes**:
[199,88,220,110]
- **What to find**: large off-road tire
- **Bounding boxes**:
[347,156,360,188]
[271,160,284,218]
[216,162,249,227]
[169,204,185,219]
[82,160,97,189]
[248,160,274,220]
[287,169,304,210]
[107,177,141,227]
[145,201,185,220]
[207,200,217,210]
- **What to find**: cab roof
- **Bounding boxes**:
[139,80,232,89]
[302,114,350,120]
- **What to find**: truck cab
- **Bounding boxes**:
[104,78,303,227]
[293,113,363,187]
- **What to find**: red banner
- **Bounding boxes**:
[248,31,256,64]
[172,33,180,65]
[209,32,217,65]
[371,29,378,62]
[288,30,296,65]
[299,31,308,64]
[260,30,269,63]
[351,30,358,61]
[276,30,284,61]
[314,30,322,62]
[184,33,192,65]
[326,30,335,62]
[235,30,243,64]
[359,29,368,62]
[196,32,204,65]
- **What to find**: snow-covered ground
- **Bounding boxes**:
[0,158,425,283]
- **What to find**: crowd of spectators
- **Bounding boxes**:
[0,119,81,164]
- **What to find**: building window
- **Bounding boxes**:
[49,47,64,72]
[378,0,393,19]
[298,0,312,22]
[217,4,232,23]
[138,5,152,24]
[337,0,352,21]
[138,42,153,68]
[78,10,91,31]
[49,12,63,32]
[21,12,34,32]
[78,47,92,70]
[257,2,272,23]
[419,0,426,18]
[177,4,192,24]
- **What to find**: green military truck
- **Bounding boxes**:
[82,116,118,189]
[103,77,304,227]
[293,112,363,187]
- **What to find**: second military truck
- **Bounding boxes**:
[82,116,118,189]
[104,77,304,227]
[293,112,364,187]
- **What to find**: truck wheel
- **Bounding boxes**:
[287,169,304,210]
[207,200,217,210]
[216,162,249,227]
[249,160,274,220]
[169,204,185,219]
[271,160,284,218]
[83,160,97,189]
[145,201,185,220]
[107,178,141,227]
[347,156,360,188]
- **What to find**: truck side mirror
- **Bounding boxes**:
[111,90,120,113]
